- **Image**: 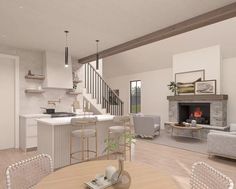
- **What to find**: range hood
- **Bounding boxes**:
[43,51,73,89]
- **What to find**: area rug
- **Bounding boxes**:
[137,130,208,154]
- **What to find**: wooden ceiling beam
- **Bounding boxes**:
[78,2,236,64]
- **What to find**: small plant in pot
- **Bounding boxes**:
[104,132,135,160]
[168,81,178,95]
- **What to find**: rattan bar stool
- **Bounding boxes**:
[70,117,98,164]
[107,115,132,160]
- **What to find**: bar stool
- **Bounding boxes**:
[107,115,132,160]
[70,117,97,164]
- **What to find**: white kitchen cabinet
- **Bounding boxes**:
[43,51,73,89]
[19,114,50,151]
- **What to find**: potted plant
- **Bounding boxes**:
[168,81,178,95]
[104,132,135,159]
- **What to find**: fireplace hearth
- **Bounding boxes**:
[178,103,210,125]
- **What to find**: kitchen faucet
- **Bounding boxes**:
[48,98,61,106]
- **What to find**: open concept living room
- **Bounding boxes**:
[0,1,236,189]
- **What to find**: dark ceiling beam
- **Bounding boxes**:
[78,2,236,64]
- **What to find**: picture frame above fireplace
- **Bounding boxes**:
[175,69,205,95]
[195,80,216,95]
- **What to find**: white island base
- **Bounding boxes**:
[37,115,115,169]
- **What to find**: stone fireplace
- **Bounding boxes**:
[167,95,228,127]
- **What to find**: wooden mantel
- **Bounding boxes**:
[167,94,228,101]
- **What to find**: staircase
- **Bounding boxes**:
[83,63,124,115]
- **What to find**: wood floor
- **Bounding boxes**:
[0,140,235,189]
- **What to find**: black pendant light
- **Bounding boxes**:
[96,40,99,70]
[64,30,69,68]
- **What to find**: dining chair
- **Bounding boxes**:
[190,162,234,189]
[5,153,53,189]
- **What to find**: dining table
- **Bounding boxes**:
[34,160,181,189]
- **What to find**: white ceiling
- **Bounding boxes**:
[103,17,236,78]
[0,0,235,58]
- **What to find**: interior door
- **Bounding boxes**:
[0,57,15,149]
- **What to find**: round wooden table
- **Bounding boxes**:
[35,160,180,189]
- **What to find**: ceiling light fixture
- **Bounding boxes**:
[96,40,99,70]
[64,30,69,68]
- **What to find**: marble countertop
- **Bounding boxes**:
[20,114,51,118]
[37,115,114,126]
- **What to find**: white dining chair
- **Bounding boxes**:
[190,162,234,189]
[6,154,53,189]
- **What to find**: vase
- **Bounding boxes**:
[111,158,131,189]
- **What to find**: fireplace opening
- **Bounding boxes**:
[178,103,210,125]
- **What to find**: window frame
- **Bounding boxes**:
[130,80,141,113]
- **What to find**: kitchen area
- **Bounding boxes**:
[17,49,109,169]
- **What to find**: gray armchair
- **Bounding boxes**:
[133,115,160,138]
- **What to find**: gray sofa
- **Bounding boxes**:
[133,115,160,138]
[207,130,236,159]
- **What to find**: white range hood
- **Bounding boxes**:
[43,51,73,89]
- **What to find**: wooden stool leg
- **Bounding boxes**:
[87,137,89,160]
[123,131,126,160]
[81,136,84,162]
[107,131,110,160]
[95,131,98,159]
[129,130,132,161]
[70,135,72,165]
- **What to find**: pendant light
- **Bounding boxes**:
[96,40,99,70]
[64,30,69,68]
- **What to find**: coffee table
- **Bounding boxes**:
[170,123,203,139]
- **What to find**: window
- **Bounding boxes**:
[130,80,141,113]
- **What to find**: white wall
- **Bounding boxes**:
[173,45,221,93]
[106,68,172,128]
[222,57,236,124]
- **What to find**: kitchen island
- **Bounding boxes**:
[37,115,115,169]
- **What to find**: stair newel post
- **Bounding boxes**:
[121,102,123,115]
[96,74,98,103]
[99,76,101,104]
[87,64,89,93]
[91,67,94,98]
[113,93,115,115]
[93,70,97,100]
[89,64,91,94]
[84,64,85,88]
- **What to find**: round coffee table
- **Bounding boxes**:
[170,123,203,139]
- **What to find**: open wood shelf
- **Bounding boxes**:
[73,80,82,84]
[25,75,45,80]
[66,91,82,95]
[25,89,45,94]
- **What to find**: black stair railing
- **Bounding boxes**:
[84,63,124,115]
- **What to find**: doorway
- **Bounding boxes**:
[0,54,19,149]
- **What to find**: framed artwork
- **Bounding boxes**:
[195,80,216,95]
[175,70,205,95]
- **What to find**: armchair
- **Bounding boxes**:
[133,115,160,138]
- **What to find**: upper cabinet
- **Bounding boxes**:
[43,51,73,89]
